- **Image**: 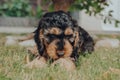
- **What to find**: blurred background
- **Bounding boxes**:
[0,0,42,33]
[0,0,120,34]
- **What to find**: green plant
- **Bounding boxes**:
[70,0,120,27]
[70,0,107,15]
[0,0,31,17]
[44,0,120,27]
[35,6,43,18]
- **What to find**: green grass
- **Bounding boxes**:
[0,33,120,80]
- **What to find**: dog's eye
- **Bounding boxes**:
[50,35,56,38]
[65,35,74,42]
[47,34,57,39]
[65,34,73,39]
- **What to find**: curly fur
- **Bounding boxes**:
[34,11,94,60]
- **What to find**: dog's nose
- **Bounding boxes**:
[57,51,64,56]
[57,40,65,50]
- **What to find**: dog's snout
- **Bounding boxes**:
[57,51,64,56]
[57,40,65,50]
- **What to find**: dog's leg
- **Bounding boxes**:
[24,56,47,69]
[51,57,76,71]
[25,45,39,63]
[27,45,39,56]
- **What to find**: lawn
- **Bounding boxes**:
[0,33,120,80]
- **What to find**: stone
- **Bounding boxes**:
[91,34,99,41]
[95,38,120,48]
[5,36,18,46]
[5,36,36,47]
[19,39,35,47]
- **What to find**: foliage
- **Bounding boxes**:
[0,0,31,17]
[0,0,43,18]
[0,0,119,26]
[35,6,43,18]
[47,0,120,27]
[71,0,120,27]
[70,0,107,15]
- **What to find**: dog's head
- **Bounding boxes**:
[34,11,80,60]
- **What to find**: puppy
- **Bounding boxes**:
[34,11,94,61]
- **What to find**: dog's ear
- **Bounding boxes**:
[78,27,94,55]
[34,28,45,56]
[70,27,81,60]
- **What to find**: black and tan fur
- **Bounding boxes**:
[34,11,94,61]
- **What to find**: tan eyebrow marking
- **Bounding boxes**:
[64,28,73,35]
[50,27,61,35]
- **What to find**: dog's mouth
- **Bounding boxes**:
[57,51,65,57]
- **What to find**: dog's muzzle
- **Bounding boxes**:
[57,51,64,57]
